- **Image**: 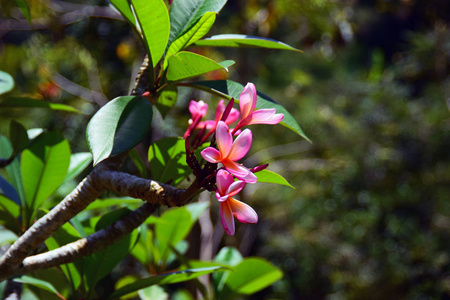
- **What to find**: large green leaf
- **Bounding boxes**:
[131,0,170,68]
[0,71,14,95]
[194,34,303,52]
[83,208,139,294]
[109,267,223,299]
[256,169,294,189]
[21,132,71,213]
[155,207,193,263]
[148,137,192,186]
[86,96,153,165]
[164,11,217,68]
[184,80,309,141]
[225,258,283,295]
[0,194,21,234]
[108,0,136,28]
[168,0,226,49]
[0,97,81,113]
[13,275,62,297]
[167,52,230,81]
[213,247,243,291]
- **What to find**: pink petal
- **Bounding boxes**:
[226,180,246,197]
[220,201,235,235]
[216,192,229,202]
[228,129,252,161]
[201,147,222,163]
[239,83,257,120]
[189,100,208,118]
[229,198,258,224]
[225,108,240,125]
[247,109,284,125]
[222,160,257,183]
[215,121,232,157]
[197,120,216,130]
[216,169,235,195]
[214,100,225,122]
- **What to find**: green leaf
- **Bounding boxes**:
[138,285,168,300]
[0,97,81,113]
[213,247,243,291]
[184,202,209,222]
[21,132,71,213]
[168,0,226,49]
[13,275,62,296]
[194,34,303,52]
[155,207,193,262]
[44,220,82,290]
[156,85,178,117]
[109,267,223,299]
[0,135,26,208]
[0,228,18,246]
[164,11,217,68]
[83,208,139,293]
[108,0,136,28]
[167,51,229,81]
[0,71,14,95]
[148,137,192,186]
[256,169,294,189]
[0,175,20,204]
[0,194,21,234]
[225,258,283,295]
[86,96,153,165]
[185,80,309,141]
[14,0,31,24]
[128,148,148,178]
[63,152,92,184]
[84,197,142,211]
[131,0,170,68]
[9,120,29,155]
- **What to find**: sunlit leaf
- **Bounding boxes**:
[155,207,192,262]
[131,0,170,68]
[148,137,191,186]
[213,247,243,291]
[21,132,71,213]
[0,97,81,113]
[0,71,14,95]
[194,34,302,52]
[109,267,223,299]
[164,11,217,68]
[225,258,283,294]
[184,80,309,141]
[86,96,153,165]
[168,0,226,49]
[256,169,294,189]
[0,228,18,246]
[0,194,20,234]
[109,0,136,27]
[167,52,229,82]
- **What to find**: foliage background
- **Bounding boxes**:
[1,0,450,298]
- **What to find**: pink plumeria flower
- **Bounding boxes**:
[201,121,257,183]
[198,99,239,130]
[216,169,258,235]
[184,100,208,139]
[234,82,284,132]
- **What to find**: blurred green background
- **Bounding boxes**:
[1,0,450,298]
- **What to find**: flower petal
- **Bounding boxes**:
[228,128,252,161]
[229,197,258,224]
[216,169,235,195]
[247,109,284,125]
[226,108,240,125]
[222,160,257,183]
[220,201,235,235]
[216,192,229,202]
[216,121,232,157]
[201,147,221,163]
[226,180,246,197]
[239,83,257,120]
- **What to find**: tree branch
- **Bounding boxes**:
[11,203,157,276]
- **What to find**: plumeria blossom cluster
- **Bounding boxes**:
[184,83,283,235]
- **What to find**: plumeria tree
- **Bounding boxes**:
[0,0,307,298]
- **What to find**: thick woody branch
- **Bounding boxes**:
[13,203,157,276]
